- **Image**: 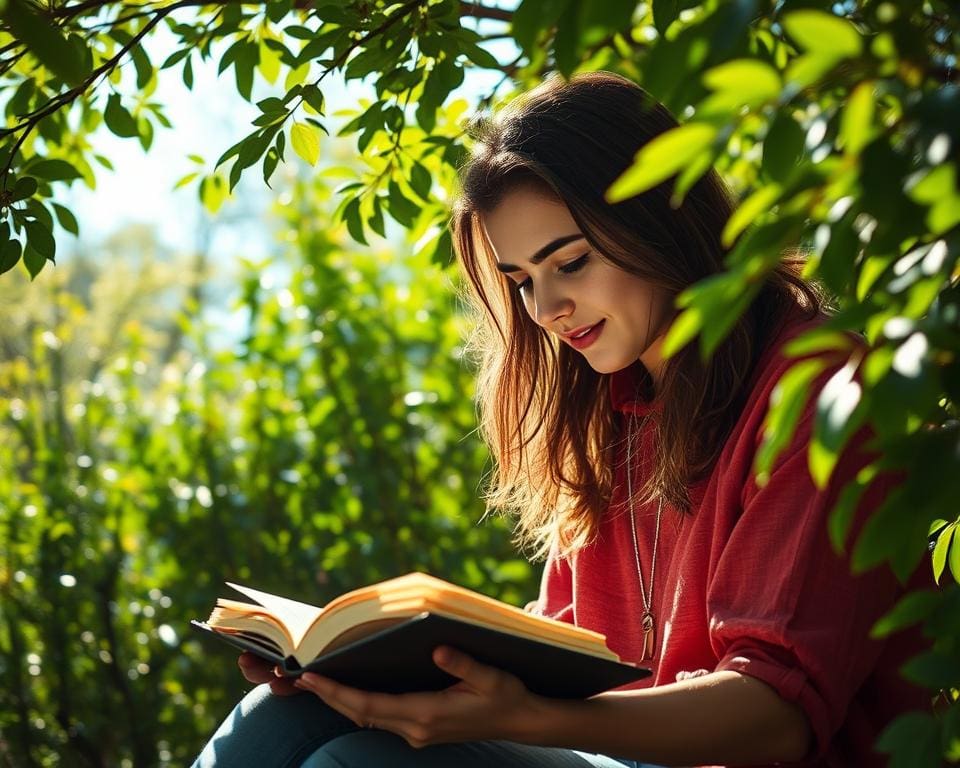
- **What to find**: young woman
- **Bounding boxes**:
[192,72,929,768]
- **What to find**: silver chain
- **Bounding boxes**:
[626,412,663,635]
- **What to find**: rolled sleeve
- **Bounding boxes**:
[707,420,903,758]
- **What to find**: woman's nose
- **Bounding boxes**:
[531,283,574,327]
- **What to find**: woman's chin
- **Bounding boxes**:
[581,352,634,375]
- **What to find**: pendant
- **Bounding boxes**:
[640,611,655,661]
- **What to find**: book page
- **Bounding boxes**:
[226,583,325,648]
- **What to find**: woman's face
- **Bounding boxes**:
[481,184,673,379]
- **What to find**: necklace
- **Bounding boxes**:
[626,412,663,662]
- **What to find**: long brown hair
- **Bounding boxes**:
[452,71,819,557]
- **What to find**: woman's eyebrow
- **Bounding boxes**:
[495,234,585,273]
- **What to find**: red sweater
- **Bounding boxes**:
[538,315,930,767]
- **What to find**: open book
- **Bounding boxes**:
[191,572,648,698]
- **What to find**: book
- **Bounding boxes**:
[191,571,649,699]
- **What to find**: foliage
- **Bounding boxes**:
[0,178,531,765]
[1,0,959,765]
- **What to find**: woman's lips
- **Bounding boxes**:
[565,320,605,350]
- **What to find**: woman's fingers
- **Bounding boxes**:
[431,646,504,694]
[238,652,275,682]
[292,650,534,747]
[237,653,301,696]
[295,674,405,724]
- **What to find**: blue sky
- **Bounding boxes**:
[60,18,513,260]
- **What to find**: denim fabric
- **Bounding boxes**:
[191,685,659,768]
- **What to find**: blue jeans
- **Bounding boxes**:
[191,685,658,768]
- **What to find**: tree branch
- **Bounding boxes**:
[458,1,511,23]
[0,0,188,183]
[51,0,513,22]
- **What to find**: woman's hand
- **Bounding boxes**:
[293,645,552,748]
[237,652,301,696]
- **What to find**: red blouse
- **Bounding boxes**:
[537,314,930,767]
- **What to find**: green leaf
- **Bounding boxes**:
[816,213,860,295]
[722,184,782,247]
[702,59,782,110]
[852,488,929,579]
[174,171,200,190]
[369,196,386,238]
[810,358,863,488]
[662,306,703,359]
[828,464,874,553]
[104,94,139,138]
[2,0,86,85]
[301,85,325,114]
[902,650,960,689]
[754,358,827,482]
[267,0,292,24]
[23,244,46,278]
[552,1,580,78]
[284,24,318,40]
[8,77,35,118]
[782,10,863,59]
[342,196,367,245]
[951,527,960,584]
[762,112,805,183]
[672,149,716,207]
[262,148,279,187]
[25,158,82,182]
[23,198,54,232]
[138,115,154,152]
[51,203,79,236]
[652,0,680,35]
[871,590,940,638]
[839,80,875,155]
[784,329,855,358]
[512,0,571,53]
[23,219,55,263]
[606,124,718,202]
[876,712,941,767]
[131,43,154,90]
[933,523,956,584]
[161,48,190,69]
[10,177,38,202]
[199,174,227,214]
[409,162,432,201]
[257,97,286,113]
[0,236,22,275]
[387,180,420,227]
[461,42,499,70]
[234,41,258,101]
[291,122,321,166]
[228,129,275,190]
[430,226,453,266]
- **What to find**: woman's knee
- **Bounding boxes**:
[192,686,357,768]
[301,730,413,768]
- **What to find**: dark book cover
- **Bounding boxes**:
[191,612,649,699]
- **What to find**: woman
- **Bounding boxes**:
[192,72,928,767]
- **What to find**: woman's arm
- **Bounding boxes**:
[528,669,812,766]
[295,646,812,766]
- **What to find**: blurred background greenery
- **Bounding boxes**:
[0,152,535,767]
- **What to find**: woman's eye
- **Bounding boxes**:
[513,253,588,293]
[559,253,589,274]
